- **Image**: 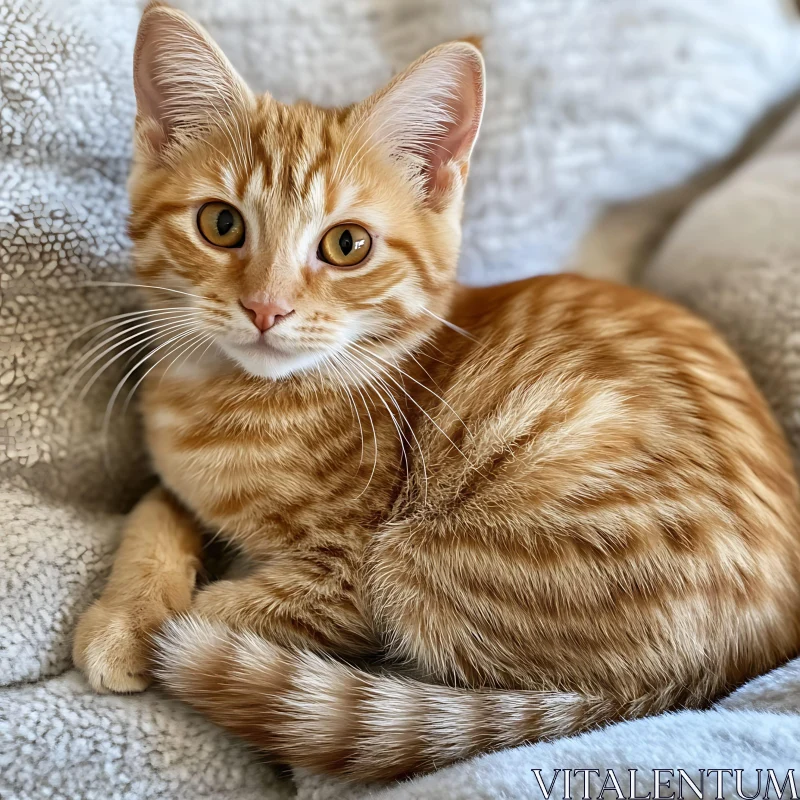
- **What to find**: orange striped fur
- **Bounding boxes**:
[74,2,800,782]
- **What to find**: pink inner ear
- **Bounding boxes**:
[134,32,170,150]
[133,11,175,137]
[365,43,485,201]
[426,63,483,195]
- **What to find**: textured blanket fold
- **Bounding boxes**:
[4,0,800,797]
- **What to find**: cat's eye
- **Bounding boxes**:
[318,223,372,267]
[197,202,246,248]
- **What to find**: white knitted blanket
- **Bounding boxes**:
[3,0,800,798]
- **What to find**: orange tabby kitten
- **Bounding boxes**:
[73,1,800,782]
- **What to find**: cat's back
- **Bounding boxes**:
[402,274,800,694]
[422,273,800,534]
[448,273,768,407]
[431,274,796,499]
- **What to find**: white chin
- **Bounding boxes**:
[220,341,325,380]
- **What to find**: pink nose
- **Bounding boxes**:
[239,296,294,332]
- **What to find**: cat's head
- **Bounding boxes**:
[128,2,484,380]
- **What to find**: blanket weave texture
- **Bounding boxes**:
[3,0,800,798]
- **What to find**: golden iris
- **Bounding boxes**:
[319,223,371,267]
[197,202,245,248]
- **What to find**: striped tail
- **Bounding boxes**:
[154,617,669,782]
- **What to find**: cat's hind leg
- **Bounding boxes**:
[73,487,202,692]
[189,552,377,658]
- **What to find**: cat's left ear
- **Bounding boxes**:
[133,1,255,159]
[363,42,485,204]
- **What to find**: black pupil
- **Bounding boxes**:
[217,209,234,236]
[339,229,353,256]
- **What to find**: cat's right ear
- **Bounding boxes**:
[358,40,485,207]
[133,1,254,159]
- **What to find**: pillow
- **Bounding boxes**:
[2,0,800,797]
[641,102,800,468]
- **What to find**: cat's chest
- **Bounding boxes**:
[145,397,287,533]
[141,372,397,547]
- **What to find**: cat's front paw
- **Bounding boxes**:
[72,600,160,693]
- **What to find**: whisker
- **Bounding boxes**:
[71,319,202,404]
[121,332,218,417]
[197,334,219,364]
[331,352,379,496]
[74,309,200,353]
[117,320,196,379]
[340,349,421,500]
[76,281,208,301]
[166,330,217,381]
[103,326,203,423]
[349,343,475,470]
[65,306,196,351]
[349,361,409,498]
[101,327,203,470]
[377,354,436,495]
[323,354,365,470]
[156,331,210,391]
[64,325,182,406]
[421,306,482,345]
[351,340,475,445]
[64,313,201,391]
[405,347,443,392]
[417,340,453,368]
